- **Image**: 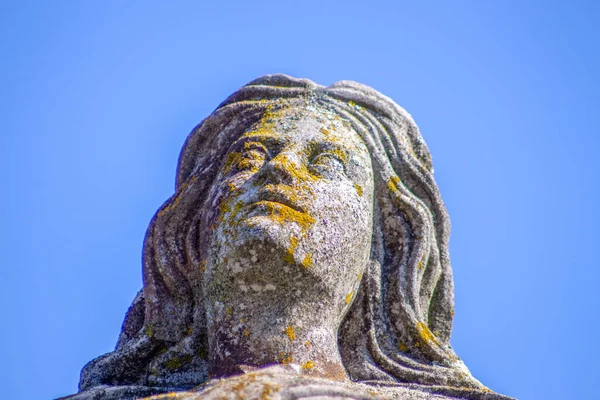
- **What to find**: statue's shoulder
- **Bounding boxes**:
[135,364,514,400]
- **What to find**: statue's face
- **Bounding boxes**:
[203,105,374,321]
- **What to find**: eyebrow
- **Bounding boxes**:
[231,134,283,150]
[229,132,358,160]
[308,138,353,158]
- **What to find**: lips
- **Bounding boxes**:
[251,185,307,213]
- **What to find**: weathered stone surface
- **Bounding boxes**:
[60,74,514,400]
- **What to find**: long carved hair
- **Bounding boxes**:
[81,74,495,398]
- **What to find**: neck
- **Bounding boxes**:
[205,291,348,381]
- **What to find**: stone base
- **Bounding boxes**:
[61,364,514,400]
[57,385,174,400]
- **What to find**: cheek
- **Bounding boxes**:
[205,172,255,220]
[310,182,372,247]
[305,185,372,302]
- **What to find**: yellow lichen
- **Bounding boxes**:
[354,183,363,196]
[231,373,257,395]
[345,292,353,304]
[260,202,316,230]
[416,322,440,347]
[301,253,312,268]
[278,352,293,364]
[243,329,249,337]
[261,383,278,400]
[305,341,311,348]
[275,154,318,183]
[242,104,286,141]
[387,176,401,193]
[218,199,247,241]
[227,181,237,193]
[245,202,315,268]
[222,151,242,175]
[398,342,408,352]
[284,236,299,265]
[285,325,296,341]
[329,148,347,163]
[219,197,231,218]
[221,143,266,176]
[302,360,316,370]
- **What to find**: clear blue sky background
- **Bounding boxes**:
[2,1,598,399]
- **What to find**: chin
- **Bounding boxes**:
[213,219,288,264]
[229,215,300,246]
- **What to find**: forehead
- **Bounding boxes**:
[238,105,367,154]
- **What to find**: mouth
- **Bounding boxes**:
[246,200,299,213]
[252,185,307,213]
[243,200,315,231]
[231,184,316,230]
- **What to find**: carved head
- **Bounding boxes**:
[201,104,374,331]
[81,75,489,395]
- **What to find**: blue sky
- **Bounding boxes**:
[2,1,598,399]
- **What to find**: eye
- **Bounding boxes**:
[237,143,270,172]
[309,151,346,177]
[242,148,267,161]
[222,142,270,176]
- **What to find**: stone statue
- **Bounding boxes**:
[62,75,513,400]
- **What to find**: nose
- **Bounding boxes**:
[258,150,314,185]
